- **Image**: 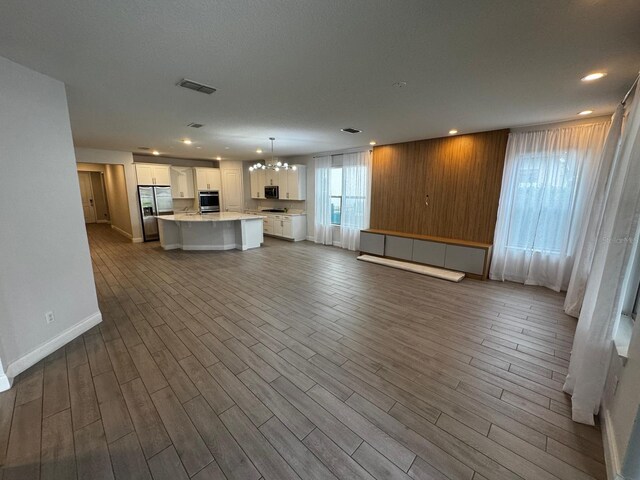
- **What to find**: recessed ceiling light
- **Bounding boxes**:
[393,81,407,88]
[449,129,458,135]
[196,146,202,149]
[152,150,160,156]
[578,110,593,115]
[581,72,607,82]
[216,156,221,160]
[182,139,193,145]
[369,141,377,146]
[224,146,230,149]
[256,149,263,154]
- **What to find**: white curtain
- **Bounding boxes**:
[340,151,372,251]
[314,156,333,245]
[490,122,609,291]
[564,88,640,425]
[564,106,625,316]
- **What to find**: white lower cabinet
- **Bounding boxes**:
[283,216,293,238]
[254,212,306,241]
[263,216,272,234]
[272,215,283,236]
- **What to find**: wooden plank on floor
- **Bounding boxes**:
[68,362,100,431]
[259,416,338,480]
[307,385,415,472]
[41,409,76,480]
[108,431,152,480]
[120,378,171,460]
[150,386,213,476]
[220,405,300,480]
[147,446,189,480]
[74,420,115,480]
[184,395,260,480]
[3,398,42,480]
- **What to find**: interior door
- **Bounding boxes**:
[222,168,243,212]
[77,172,96,223]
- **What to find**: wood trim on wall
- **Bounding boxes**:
[370,129,509,244]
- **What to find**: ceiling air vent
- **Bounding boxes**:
[177,79,217,95]
[187,122,204,128]
[137,147,150,150]
[341,128,362,134]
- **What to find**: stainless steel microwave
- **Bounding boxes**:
[265,185,279,199]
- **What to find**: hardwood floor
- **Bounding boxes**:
[0,224,605,480]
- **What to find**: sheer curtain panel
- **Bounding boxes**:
[564,106,624,317]
[564,90,640,424]
[340,151,372,251]
[490,122,609,291]
[314,156,333,245]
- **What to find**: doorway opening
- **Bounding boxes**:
[78,170,110,224]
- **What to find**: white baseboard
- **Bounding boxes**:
[97,219,110,224]
[132,237,144,243]
[0,374,12,391]
[306,235,315,241]
[602,407,623,480]
[111,224,133,239]
[2,311,102,387]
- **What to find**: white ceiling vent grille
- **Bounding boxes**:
[177,79,217,95]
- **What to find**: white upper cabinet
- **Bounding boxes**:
[250,165,305,200]
[170,166,195,199]
[250,169,266,199]
[135,164,171,185]
[194,168,221,191]
[279,165,306,200]
[265,169,279,187]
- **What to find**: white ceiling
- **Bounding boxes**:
[1,0,639,160]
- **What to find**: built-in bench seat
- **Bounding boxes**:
[360,229,492,279]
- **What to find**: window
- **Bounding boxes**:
[330,167,342,225]
[507,151,578,253]
[622,239,640,322]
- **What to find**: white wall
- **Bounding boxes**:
[0,56,101,386]
[104,164,132,236]
[75,148,143,241]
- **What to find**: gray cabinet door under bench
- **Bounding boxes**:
[412,239,446,267]
[359,229,492,279]
[385,235,414,261]
[360,231,385,256]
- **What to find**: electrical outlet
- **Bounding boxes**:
[45,311,55,324]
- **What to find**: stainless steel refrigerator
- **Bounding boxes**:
[138,186,173,241]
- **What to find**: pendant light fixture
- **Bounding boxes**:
[249,137,297,172]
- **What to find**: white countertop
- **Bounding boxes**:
[158,212,265,222]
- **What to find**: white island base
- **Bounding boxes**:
[157,213,265,251]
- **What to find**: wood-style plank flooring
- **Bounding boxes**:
[0,224,605,480]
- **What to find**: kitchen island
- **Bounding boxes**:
[156,212,265,251]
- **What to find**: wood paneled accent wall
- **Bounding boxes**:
[370,129,509,244]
